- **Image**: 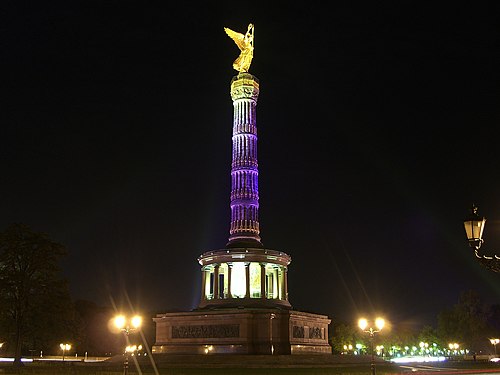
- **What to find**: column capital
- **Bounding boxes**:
[230,73,260,102]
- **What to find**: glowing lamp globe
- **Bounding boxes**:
[375,318,385,331]
[114,315,126,329]
[131,315,142,329]
[464,205,486,249]
[358,318,368,330]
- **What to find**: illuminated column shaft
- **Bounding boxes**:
[227,73,262,247]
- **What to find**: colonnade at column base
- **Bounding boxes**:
[152,308,332,355]
[197,247,292,309]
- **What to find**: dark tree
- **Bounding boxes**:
[330,321,359,354]
[418,325,441,347]
[382,322,419,355]
[488,304,500,339]
[437,290,491,352]
[0,223,74,366]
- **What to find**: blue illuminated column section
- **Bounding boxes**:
[227,73,262,248]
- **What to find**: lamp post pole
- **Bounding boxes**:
[369,332,375,374]
[123,331,130,375]
[358,318,385,375]
[491,339,499,355]
[114,315,142,375]
[448,343,459,359]
[59,343,71,363]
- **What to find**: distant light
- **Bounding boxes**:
[0,358,33,362]
[125,345,137,353]
[392,356,446,363]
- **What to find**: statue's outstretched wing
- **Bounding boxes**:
[224,27,246,51]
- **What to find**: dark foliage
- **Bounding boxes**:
[0,223,76,365]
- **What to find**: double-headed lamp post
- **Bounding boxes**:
[448,342,459,357]
[114,315,142,375]
[463,205,500,272]
[358,318,385,375]
[59,343,71,362]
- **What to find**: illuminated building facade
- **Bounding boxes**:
[153,73,331,355]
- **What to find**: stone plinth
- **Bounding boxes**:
[153,308,331,355]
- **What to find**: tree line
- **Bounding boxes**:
[0,224,154,366]
[330,289,500,356]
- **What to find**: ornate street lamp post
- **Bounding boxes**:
[358,317,385,375]
[463,205,500,272]
[59,343,71,362]
[343,344,353,354]
[448,342,460,358]
[419,341,429,356]
[114,315,142,375]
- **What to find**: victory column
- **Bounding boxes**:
[153,25,331,355]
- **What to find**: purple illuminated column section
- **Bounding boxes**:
[227,73,262,248]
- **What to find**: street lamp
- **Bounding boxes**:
[463,205,500,272]
[125,344,143,356]
[204,345,214,354]
[343,344,353,354]
[358,317,385,375]
[114,315,142,375]
[419,341,429,355]
[355,343,363,355]
[490,338,499,355]
[376,345,384,357]
[448,342,459,357]
[59,343,71,362]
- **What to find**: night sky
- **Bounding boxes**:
[3,2,500,329]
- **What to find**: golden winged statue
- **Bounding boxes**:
[224,23,254,73]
